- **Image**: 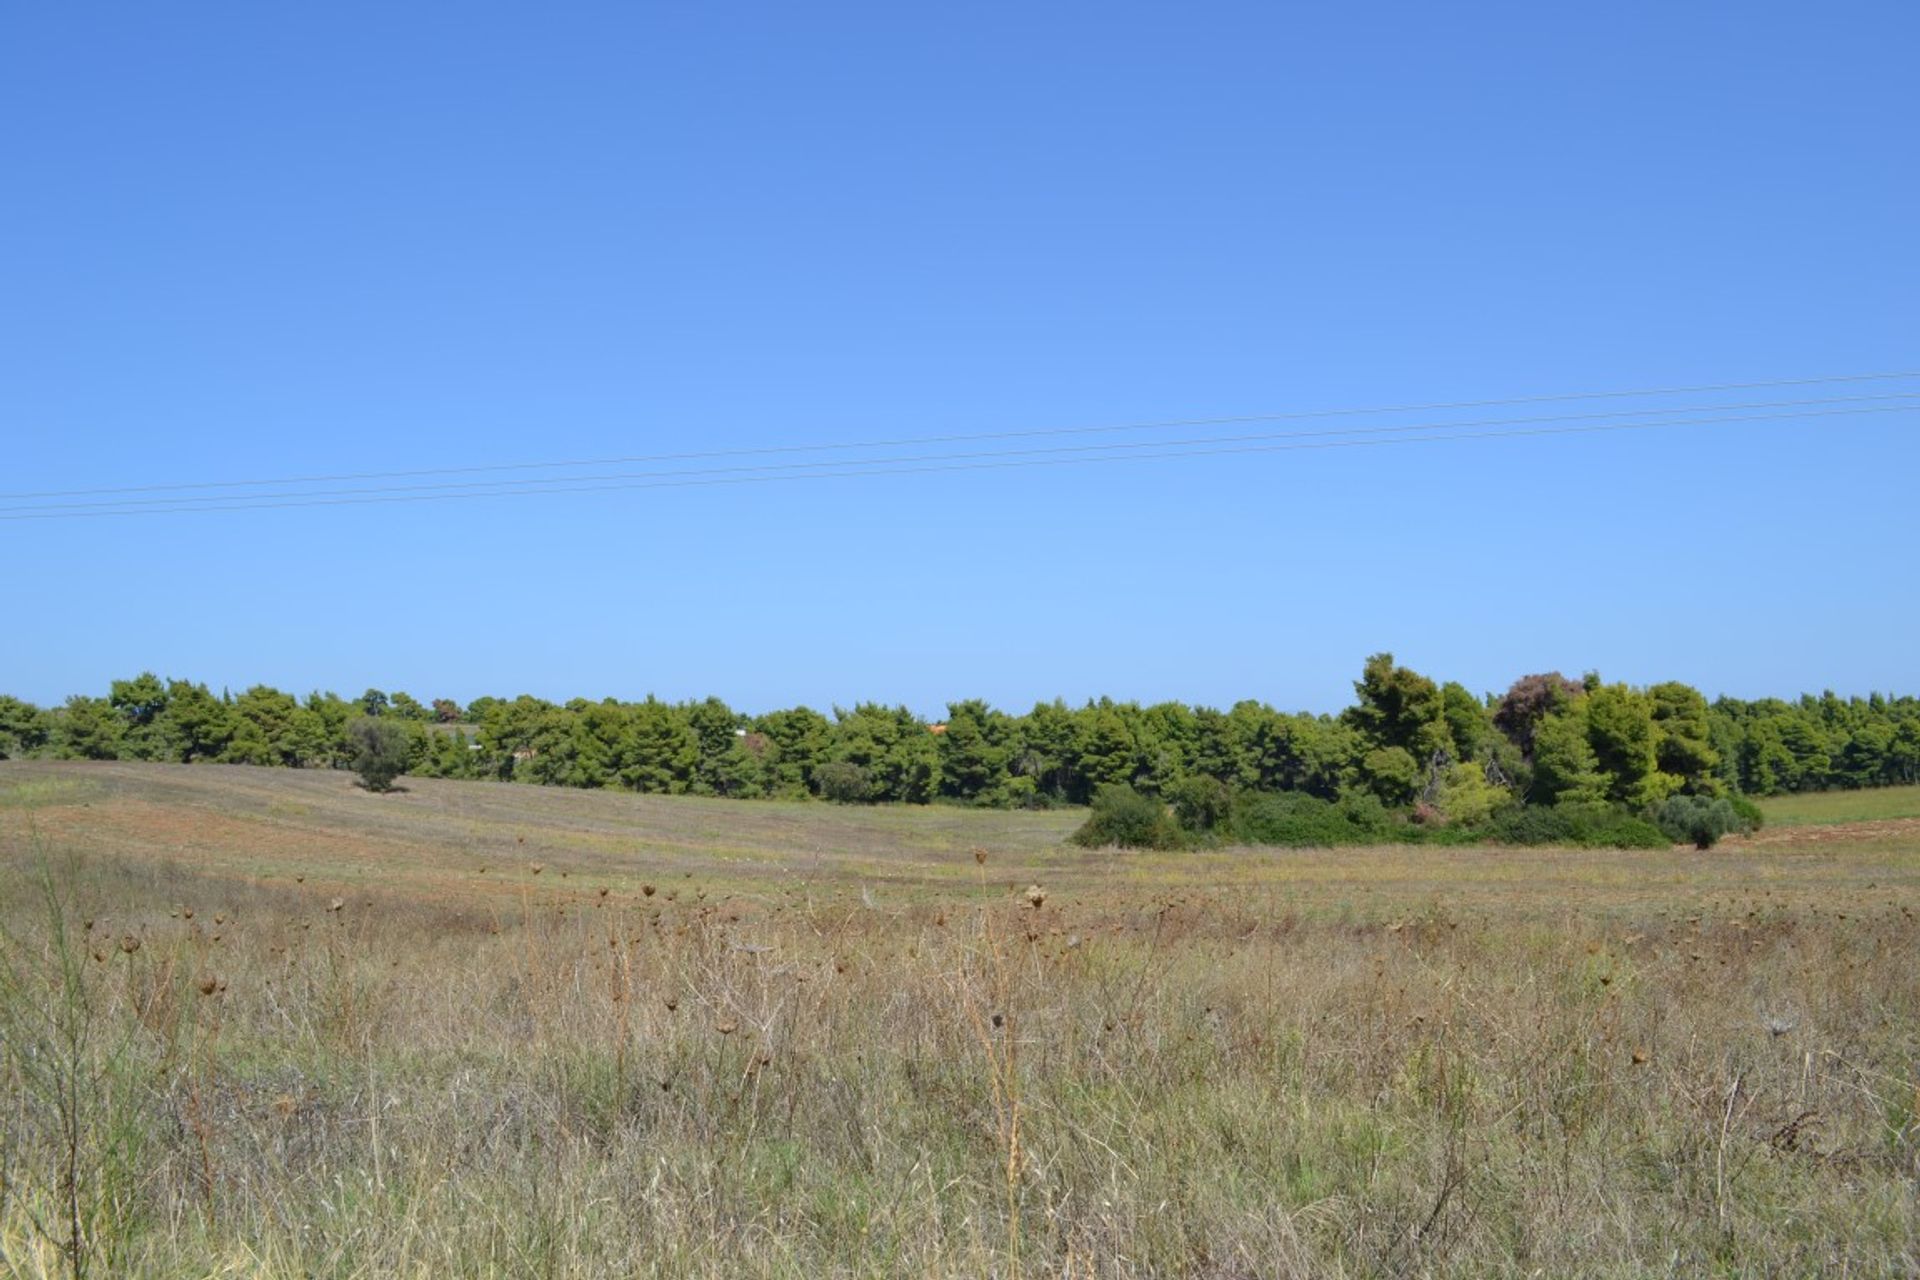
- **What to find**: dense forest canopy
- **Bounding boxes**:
[2,659,1914,815]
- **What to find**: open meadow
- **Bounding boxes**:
[2,761,1917,1277]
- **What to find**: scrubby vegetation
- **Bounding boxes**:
[1068,783,1185,850]
[0,658,1911,854]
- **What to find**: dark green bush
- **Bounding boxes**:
[1070,784,1185,850]
[813,761,871,804]
[1168,776,1233,835]
[1333,790,1396,837]
[1487,802,1668,849]
[1654,795,1741,850]
[345,716,409,793]
[1727,792,1765,833]
[1229,790,1399,847]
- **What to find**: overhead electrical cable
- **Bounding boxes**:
[3,392,1917,516]
[2,367,1917,502]
[4,399,1913,521]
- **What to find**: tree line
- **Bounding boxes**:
[2,658,1914,815]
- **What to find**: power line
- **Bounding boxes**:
[3,367,1916,502]
[4,400,1911,522]
[4,391,1916,516]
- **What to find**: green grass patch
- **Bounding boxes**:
[1757,783,1920,827]
[0,774,104,808]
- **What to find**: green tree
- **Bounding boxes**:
[1649,682,1719,792]
[1435,761,1512,826]
[1014,700,1083,800]
[223,687,318,767]
[1345,653,1453,759]
[619,699,699,794]
[562,699,626,788]
[56,696,125,760]
[1189,706,1243,788]
[1136,702,1196,794]
[0,696,52,758]
[939,699,1010,803]
[882,711,942,803]
[1531,706,1606,805]
[684,697,745,796]
[1440,682,1494,763]
[1075,704,1139,794]
[155,680,232,761]
[1494,672,1584,758]
[1837,721,1894,788]
[1586,684,1675,807]
[108,672,171,759]
[303,692,354,768]
[756,706,832,797]
[346,716,410,792]
[387,691,430,721]
[1234,705,1358,799]
[1360,745,1423,806]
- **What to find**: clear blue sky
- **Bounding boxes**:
[4,3,1916,716]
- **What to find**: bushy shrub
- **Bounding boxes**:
[1487,802,1668,849]
[1654,795,1742,850]
[1727,792,1765,833]
[346,716,410,793]
[813,761,871,804]
[1333,790,1396,836]
[1230,790,1397,847]
[1168,775,1233,835]
[1070,784,1184,850]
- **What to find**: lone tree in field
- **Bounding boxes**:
[346,715,410,793]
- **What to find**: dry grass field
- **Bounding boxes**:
[2,761,1917,1277]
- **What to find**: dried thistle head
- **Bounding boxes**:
[198,975,218,996]
[328,898,346,913]
[642,884,656,897]
[530,863,544,876]
[119,934,141,954]
[714,1019,738,1036]
[973,848,988,866]
[1025,884,1047,910]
